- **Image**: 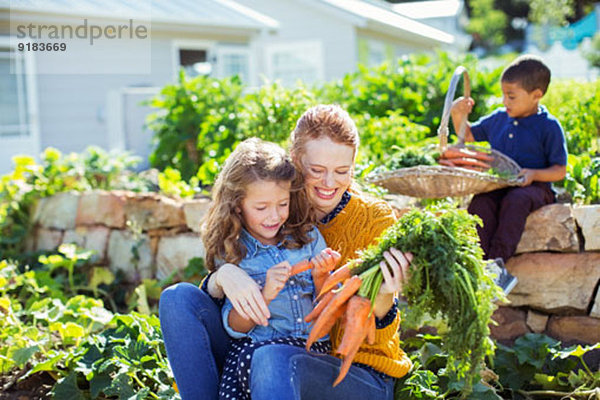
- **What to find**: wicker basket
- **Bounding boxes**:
[367,66,524,198]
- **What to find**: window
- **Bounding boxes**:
[179,48,212,77]
[172,40,215,79]
[265,41,324,86]
[358,38,395,68]
[215,45,251,83]
[0,43,30,137]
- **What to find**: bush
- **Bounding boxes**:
[319,51,503,137]
[146,71,244,183]
[542,79,600,156]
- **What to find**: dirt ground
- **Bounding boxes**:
[0,372,53,400]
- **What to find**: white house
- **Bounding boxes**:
[0,0,460,173]
[391,0,471,51]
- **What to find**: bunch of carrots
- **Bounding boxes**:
[295,203,502,397]
[437,146,495,172]
[289,253,376,387]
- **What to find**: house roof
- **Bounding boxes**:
[320,0,454,44]
[391,0,463,20]
[1,0,279,30]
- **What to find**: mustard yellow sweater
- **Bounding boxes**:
[318,191,412,379]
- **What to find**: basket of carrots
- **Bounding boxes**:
[366,66,524,198]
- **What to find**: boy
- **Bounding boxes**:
[451,55,568,294]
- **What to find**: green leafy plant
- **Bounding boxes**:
[146,70,244,183]
[555,153,600,204]
[345,203,501,397]
[238,81,316,146]
[158,167,200,198]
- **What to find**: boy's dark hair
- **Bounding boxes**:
[501,55,551,94]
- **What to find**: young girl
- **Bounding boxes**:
[200,138,339,400]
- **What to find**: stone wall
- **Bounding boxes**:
[29,190,209,281]
[492,203,600,345]
[28,192,600,344]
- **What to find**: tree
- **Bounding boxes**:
[466,0,507,50]
[583,33,600,69]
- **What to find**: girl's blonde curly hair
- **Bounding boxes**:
[201,138,316,272]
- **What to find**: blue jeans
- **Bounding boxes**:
[159,282,395,400]
[250,344,395,400]
[159,282,231,400]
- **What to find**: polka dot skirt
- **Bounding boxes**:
[218,337,331,400]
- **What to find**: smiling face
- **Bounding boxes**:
[239,179,290,245]
[501,81,542,119]
[300,137,354,219]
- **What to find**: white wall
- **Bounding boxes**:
[237,0,357,82]
[34,37,173,154]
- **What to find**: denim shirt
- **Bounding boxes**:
[222,227,326,341]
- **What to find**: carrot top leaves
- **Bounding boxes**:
[349,202,502,397]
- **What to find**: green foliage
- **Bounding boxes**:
[146,70,244,183]
[0,147,148,261]
[238,81,316,146]
[354,111,432,164]
[158,167,200,198]
[0,251,179,399]
[147,74,317,186]
[354,203,501,397]
[583,32,600,69]
[51,313,177,400]
[466,0,508,49]
[529,0,575,26]
[319,52,502,136]
[543,79,600,155]
[490,333,600,398]
[554,153,600,204]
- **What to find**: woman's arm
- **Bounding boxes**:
[227,261,291,333]
[209,263,271,326]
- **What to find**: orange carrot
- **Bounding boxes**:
[306,302,347,351]
[293,248,341,277]
[366,312,376,345]
[335,296,371,357]
[304,290,335,323]
[333,342,363,387]
[306,276,362,350]
[438,159,457,167]
[442,147,494,162]
[290,259,312,276]
[450,157,491,170]
[317,264,352,299]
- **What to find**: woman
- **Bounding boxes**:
[159,105,412,400]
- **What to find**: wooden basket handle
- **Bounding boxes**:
[438,66,471,152]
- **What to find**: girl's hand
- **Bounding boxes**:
[373,248,412,319]
[262,261,291,303]
[311,248,341,292]
[215,263,271,326]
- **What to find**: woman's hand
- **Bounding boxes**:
[262,261,291,303]
[373,248,413,319]
[214,263,270,326]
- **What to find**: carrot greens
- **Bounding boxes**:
[351,203,502,397]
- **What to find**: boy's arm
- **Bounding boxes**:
[518,164,567,186]
[451,97,475,142]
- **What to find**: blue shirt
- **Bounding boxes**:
[470,105,567,169]
[222,227,326,341]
